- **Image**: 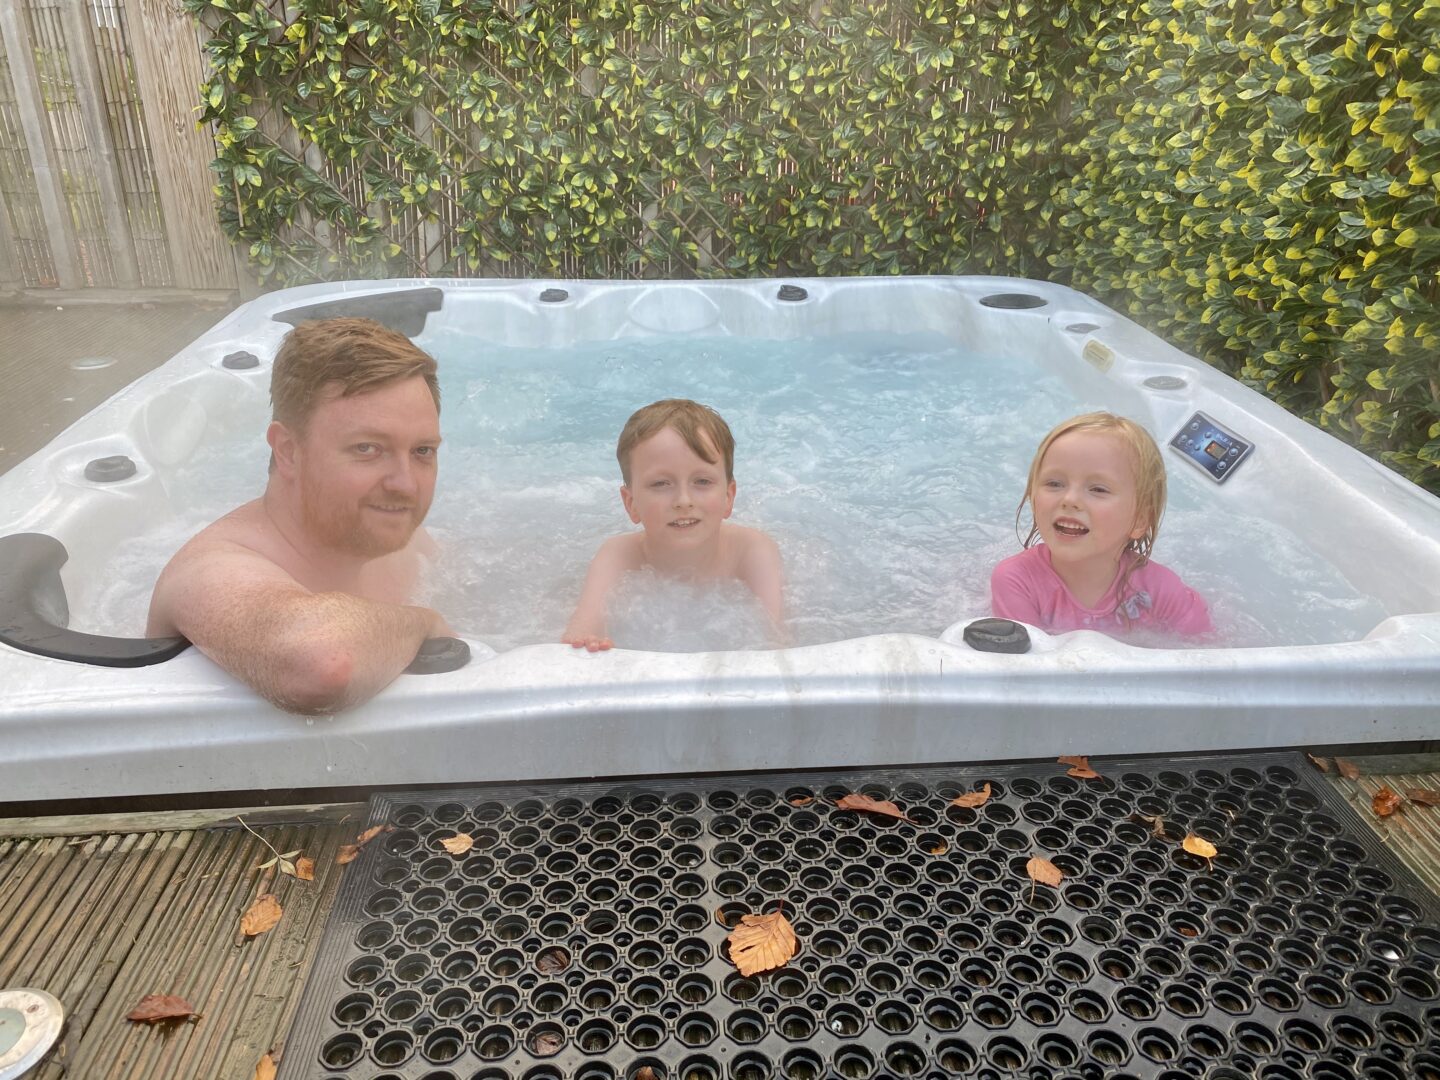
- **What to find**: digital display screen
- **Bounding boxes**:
[1204,439,1226,461]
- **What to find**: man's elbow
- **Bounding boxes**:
[267,646,361,715]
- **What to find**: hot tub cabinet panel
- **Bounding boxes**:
[2,277,1438,802]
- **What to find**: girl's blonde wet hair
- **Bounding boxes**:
[1017,412,1168,619]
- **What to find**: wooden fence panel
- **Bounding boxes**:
[0,1,80,288]
[0,0,236,293]
[126,0,232,290]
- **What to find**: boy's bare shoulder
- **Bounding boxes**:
[724,522,780,554]
[594,531,647,567]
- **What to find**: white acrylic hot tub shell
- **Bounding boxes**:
[2,276,1439,802]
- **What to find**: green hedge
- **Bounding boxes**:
[188,0,1440,492]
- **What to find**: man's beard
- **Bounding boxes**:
[300,475,422,559]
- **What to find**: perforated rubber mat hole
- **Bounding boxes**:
[284,754,1440,1079]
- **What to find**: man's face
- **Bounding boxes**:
[281,377,441,559]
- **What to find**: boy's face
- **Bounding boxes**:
[621,426,736,547]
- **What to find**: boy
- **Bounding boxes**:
[563,399,784,651]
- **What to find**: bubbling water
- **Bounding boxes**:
[85,330,1386,651]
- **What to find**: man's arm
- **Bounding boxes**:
[148,542,447,714]
[561,535,640,652]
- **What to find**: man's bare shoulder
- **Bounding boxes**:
[148,502,300,636]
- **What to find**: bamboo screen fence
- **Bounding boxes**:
[0,0,232,292]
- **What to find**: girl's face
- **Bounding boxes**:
[1031,430,1148,567]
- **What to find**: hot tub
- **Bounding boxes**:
[2,276,1438,803]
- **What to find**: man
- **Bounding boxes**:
[147,317,450,713]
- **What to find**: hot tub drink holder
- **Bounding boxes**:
[283,753,1440,1080]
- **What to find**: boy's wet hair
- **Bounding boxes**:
[270,317,440,434]
[1017,413,1168,618]
[616,399,735,485]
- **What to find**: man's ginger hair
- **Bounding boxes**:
[270,317,440,433]
[616,399,736,485]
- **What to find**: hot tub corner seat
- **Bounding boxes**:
[0,532,190,668]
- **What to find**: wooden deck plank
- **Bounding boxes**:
[0,806,359,1080]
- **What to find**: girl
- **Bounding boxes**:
[991,412,1212,638]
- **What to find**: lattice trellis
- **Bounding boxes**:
[188,0,1068,283]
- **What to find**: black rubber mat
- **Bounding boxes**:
[283,754,1440,1079]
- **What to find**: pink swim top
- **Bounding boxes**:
[990,544,1213,637]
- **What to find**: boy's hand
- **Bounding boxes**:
[562,632,614,652]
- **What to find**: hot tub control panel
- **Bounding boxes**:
[1169,411,1253,483]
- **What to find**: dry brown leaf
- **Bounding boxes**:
[126,994,196,1023]
[1026,856,1064,888]
[1182,834,1218,861]
[294,857,314,881]
[1132,813,1169,841]
[240,894,283,936]
[727,910,799,977]
[636,1069,658,1080]
[440,834,474,856]
[531,1030,563,1056]
[355,824,394,846]
[929,842,948,855]
[336,844,360,865]
[1373,785,1402,818]
[535,947,571,974]
[1306,753,1332,774]
[1404,788,1440,807]
[1058,755,1101,780]
[1178,926,1198,938]
[254,1053,278,1080]
[834,793,916,824]
[951,782,992,809]
[787,795,813,806]
[1335,757,1361,780]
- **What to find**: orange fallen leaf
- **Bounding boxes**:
[1373,785,1402,818]
[929,842,948,855]
[1335,757,1361,780]
[951,782,992,808]
[240,894,282,936]
[126,994,196,1023]
[1178,926,1198,938]
[294,857,314,881]
[636,1068,658,1080]
[727,910,798,977]
[1404,788,1440,807]
[337,823,395,865]
[1306,753,1332,773]
[835,793,916,824]
[787,795,813,806]
[1026,856,1063,888]
[1058,755,1101,780]
[254,1052,278,1080]
[356,824,393,845]
[1182,834,1218,861]
[440,834,474,856]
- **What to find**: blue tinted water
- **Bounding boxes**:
[89,330,1387,650]
[414,331,1386,651]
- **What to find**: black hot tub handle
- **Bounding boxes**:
[0,533,471,674]
[0,532,190,667]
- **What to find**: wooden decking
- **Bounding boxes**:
[0,803,358,1080]
[4,751,1440,1080]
